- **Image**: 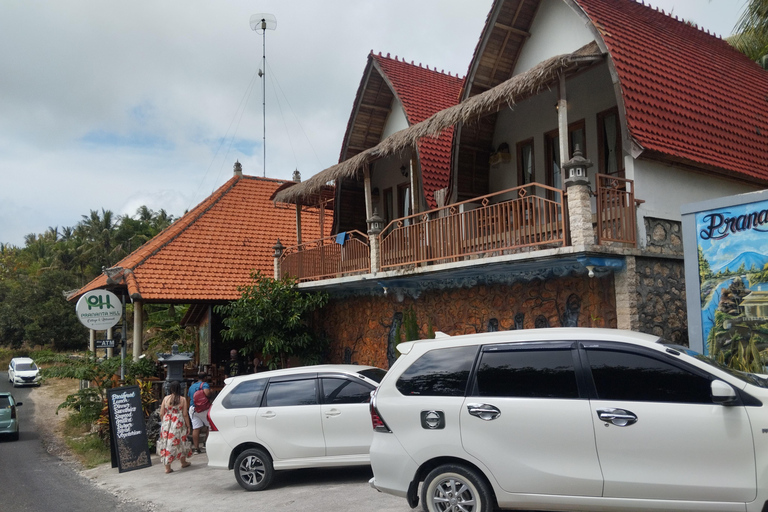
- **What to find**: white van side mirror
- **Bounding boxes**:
[711,380,738,405]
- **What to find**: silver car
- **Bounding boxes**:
[0,392,23,441]
[8,357,41,387]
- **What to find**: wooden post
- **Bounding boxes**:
[363,163,373,220]
[133,300,143,362]
[558,73,569,167]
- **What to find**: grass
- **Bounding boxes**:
[35,376,113,469]
[62,415,111,468]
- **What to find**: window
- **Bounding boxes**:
[383,188,394,224]
[475,346,579,399]
[396,346,478,396]
[569,120,586,158]
[221,378,267,409]
[264,379,318,407]
[0,396,10,408]
[321,377,373,404]
[545,121,586,192]
[398,183,411,220]
[545,130,561,191]
[516,139,534,186]
[597,108,623,177]
[357,368,387,383]
[586,349,712,403]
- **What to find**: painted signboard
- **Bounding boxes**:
[682,190,768,358]
[76,289,122,330]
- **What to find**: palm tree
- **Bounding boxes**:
[729,0,768,68]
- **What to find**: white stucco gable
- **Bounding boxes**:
[513,0,596,75]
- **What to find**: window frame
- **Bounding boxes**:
[577,342,720,404]
[516,138,535,186]
[597,107,624,177]
[319,374,376,405]
[471,341,582,399]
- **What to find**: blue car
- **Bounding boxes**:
[0,392,23,441]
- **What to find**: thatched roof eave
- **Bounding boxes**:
[275,42,603,204]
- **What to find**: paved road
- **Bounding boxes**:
[1,370,412,511]
[0,372,148,512]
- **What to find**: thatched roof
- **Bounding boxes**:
[275,42,602,204]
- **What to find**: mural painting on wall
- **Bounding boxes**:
[696,199,768,361]
[325,276,614,370]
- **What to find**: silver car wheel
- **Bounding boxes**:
[429,474,477,512]
[422,465,492,512]
[233,448,274,491]
[239,454,266,485]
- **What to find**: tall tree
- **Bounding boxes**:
[215,272,329,368]
[729,0,768,68]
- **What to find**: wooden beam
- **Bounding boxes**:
[494,22,530,38]
[359,102,391,113]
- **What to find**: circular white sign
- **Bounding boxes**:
[76,290,122,330]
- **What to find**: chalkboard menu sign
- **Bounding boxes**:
[107,385,152,473]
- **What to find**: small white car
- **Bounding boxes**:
[8,357,40,387]
[369,328,768,512]
[206,364,386,491]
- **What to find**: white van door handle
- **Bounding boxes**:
[467,403,501,421]
[597,408,638,427]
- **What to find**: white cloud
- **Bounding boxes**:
[0,0,743,246]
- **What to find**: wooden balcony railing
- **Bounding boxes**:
[596,174,636,246]
[380,183,566,270]
[280,230,370,282]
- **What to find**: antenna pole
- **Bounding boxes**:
[262,20,266,178]
[250,14,276,178]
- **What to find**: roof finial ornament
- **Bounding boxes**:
[233,160,243,177]
[292,169,301,182]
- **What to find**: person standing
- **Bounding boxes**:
[157,380,193,474]
[190,376,213,454]
[224,349,243,378]
[188,372,208,402]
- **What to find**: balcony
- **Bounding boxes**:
[280,180,636,282]
[280,230,370,282]
[381,183,566,269]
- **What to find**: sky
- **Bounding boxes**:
[0,0,748,247]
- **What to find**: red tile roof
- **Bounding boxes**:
[70,175,330,303]
[578,0,768,182]
[371,53,464,208]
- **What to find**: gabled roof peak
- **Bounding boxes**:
[632,0,723,39]
[371,50,464,80]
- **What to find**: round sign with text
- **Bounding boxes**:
[76,290,122,330]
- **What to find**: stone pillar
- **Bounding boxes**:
[133,300,143,362]
[369,233,380,274]
[367,210,384,274]
[273,239,284,280]
[615,255,640,330]
[563,146,594,248]
[565,179,595,247]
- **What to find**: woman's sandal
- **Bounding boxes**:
[181,461,191,469]
[165,468,173,474]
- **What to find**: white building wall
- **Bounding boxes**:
[632,159,760,246]
[490,63,616,193]
[513,0,595,75]
[371,97,412,217]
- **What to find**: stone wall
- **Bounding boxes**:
[645,217,684,254]
[635,257,688,343]
[313,275,617,369]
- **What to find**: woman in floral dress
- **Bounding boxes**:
[157,380,193,473]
